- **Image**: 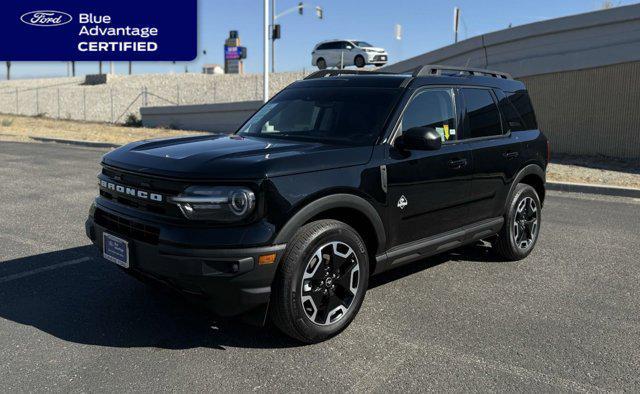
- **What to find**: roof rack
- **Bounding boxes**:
[411,64,512,79]
[303,69,393,80]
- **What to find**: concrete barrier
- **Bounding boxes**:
[380,4,640,78]
[141,100,262,133]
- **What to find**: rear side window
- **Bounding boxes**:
[460,88,503,138]
[495,90,526,131]
[399,88,457,142]
[508,91,538,130]
[325,42,340,50]
[316,43,329,50]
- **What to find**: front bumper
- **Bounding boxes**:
[366,53,388,64]
[85,200,286,320]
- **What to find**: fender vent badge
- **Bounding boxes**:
[397,195,408,209]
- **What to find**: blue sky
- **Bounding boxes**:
[4,0,638,79]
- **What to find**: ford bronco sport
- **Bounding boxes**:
[86,65,548,343]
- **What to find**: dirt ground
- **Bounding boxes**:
[1,115,638,189]
[0,114,208,145]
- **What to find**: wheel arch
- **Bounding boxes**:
[273,193,386,261]
[506,164,546,212]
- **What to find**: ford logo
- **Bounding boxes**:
[20,10,73,27]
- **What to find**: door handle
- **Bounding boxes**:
[502,151,519,159]
[447,158,468,169]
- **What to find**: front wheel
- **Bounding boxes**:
[354,55,366,68]
[316,58,327,70]
[271,219,369,343]
[494,183,541,260]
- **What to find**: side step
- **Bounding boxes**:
[374,217,504,274]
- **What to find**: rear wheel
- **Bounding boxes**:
[271,219,369,343]
[494,183,541,260]
[354,55,366,68]
[316,58,327,70]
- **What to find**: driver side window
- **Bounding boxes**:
[399,88,457,142]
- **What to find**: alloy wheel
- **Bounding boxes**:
[513,196,538,249]
[300,242,360,326]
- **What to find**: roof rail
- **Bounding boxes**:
[411,64,512,79]
[303,69,393,80]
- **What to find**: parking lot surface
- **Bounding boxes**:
[1,141,639,392]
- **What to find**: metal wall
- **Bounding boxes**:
[522,62,640,159]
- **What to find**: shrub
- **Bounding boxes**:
[124,113,143,127]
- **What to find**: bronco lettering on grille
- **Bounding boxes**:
[99,179,163,202]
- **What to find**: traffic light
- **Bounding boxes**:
[272,24,281,40]
[298,2,304,15]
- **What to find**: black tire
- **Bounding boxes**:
[494,183,542,260]
[271,219,369,343]
[316,58,327,70]
[354,55,366,68]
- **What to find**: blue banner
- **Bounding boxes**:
[0,0,197,61]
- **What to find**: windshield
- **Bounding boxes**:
[237,87,399,146]
[354,41,373,47]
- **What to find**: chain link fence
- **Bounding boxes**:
[0,71,308,124]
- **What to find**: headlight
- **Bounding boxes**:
[170,186,256,222]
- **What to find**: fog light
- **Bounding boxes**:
[258,253,276,265]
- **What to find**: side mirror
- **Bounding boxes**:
[395,127,442,151]
[346,45,353,50]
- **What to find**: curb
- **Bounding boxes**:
[30,136,120,149]
[547,181,640,198]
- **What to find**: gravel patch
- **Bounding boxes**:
[548,154,640,189]
[0,114,208,145]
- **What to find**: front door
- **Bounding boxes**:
[385,87,473,248]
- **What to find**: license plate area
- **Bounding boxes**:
[103,232,130,268]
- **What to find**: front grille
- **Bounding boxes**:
[94,208,160,244]
[99,166,185,218]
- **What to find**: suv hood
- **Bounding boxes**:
[102,134,373,180]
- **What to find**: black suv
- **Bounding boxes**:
[86,65,548,343]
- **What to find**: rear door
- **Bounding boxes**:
[385,87,473,248]
[324,41,341,67]
[458,87,523,223]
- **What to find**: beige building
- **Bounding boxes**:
[202,64,224,75]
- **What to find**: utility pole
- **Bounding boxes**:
[109,61,115,75]
[271,0,275,73]
[128,61,132,75]
[5,61,11,80]
[263,0,269,102]
[99,61,103,75]
[71,61,76,77]
[453,7,460,43]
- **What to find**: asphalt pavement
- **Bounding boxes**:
[1,141,639,392]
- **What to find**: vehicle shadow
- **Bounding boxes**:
[0,243,502,350]
[0,246,299,350]
[369,242,503,289]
